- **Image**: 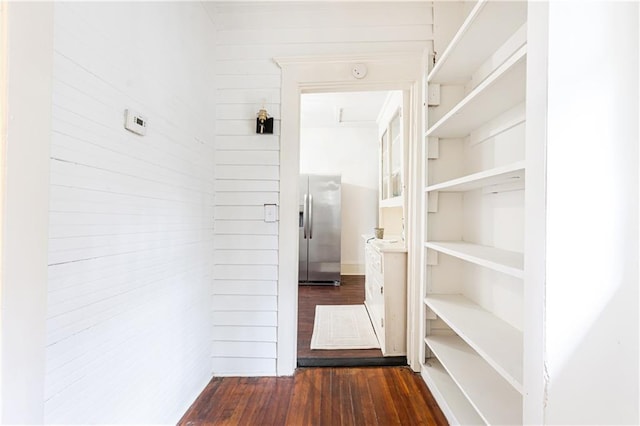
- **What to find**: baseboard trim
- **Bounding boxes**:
[341,263,364,275]
[297,356,407,368]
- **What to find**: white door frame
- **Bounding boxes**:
[275,53,423,375]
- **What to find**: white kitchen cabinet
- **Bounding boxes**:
[377,91,409,238]
[420,1,527,424]
[363,237,407,356]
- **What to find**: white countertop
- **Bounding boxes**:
[362,234,408,253]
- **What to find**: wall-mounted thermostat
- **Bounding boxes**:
[124,109,147,136]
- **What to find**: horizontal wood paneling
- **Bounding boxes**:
[211,295,277,312]
[218,25,432,46]
[214,235,278,250]
[212,326,277,342]
[215,179,279,192]
[208,2,433,30]
[216,103,281,120]
[213,280,278,296]
[46,2,217,424]
[214,221,277,236]
[216,135,280,151]
[216,150,280,166]
[211,2,433,376]
[214,165,279,181]
[217,119,281,136]
[216,59,282,76]
[217,74,281,90]
[211,341,277,359]
[211,357,277,376]
[216,88,281,104]
[214,265,278,281]
[216,41,430,61]
[215,192,278,206]
[212,311,277,327]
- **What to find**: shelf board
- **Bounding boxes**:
[425,294,523,393]
[426,45,527,139]
[380,195,403,208]
[428,0,528,84]
[425,161,525,193]
[425,335,522,425]
[421,359,484,425]
[424,241,523,278]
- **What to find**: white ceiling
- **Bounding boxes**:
[300,91,397,128]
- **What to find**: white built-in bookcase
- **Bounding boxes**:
[420,1,527,424]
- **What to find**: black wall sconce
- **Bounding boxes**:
[256,108,274,134]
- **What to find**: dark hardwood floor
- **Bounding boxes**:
[298,275,405,366]
[179,366,448,426]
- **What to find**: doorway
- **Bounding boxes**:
[296,91,406,366]
[275,53,423,375]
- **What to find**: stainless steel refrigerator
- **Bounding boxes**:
[299,174,341,285]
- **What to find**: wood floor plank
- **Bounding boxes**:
[385,367,421,425]
[285,368,325,425]
[318,368,336,425]
[368,367,403,425]
[258,377,295,425]
[236,378,274,425]
[335,369,356,426]
[179,367,448,426]
[352,368,379,425]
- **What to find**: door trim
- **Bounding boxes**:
[275,53,423,375]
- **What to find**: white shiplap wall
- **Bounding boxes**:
[208,1,433,375]
[45,3,216,423]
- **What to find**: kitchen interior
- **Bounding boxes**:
[297,90,409,367]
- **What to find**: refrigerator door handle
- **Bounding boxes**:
[303,193,308,239]
[309,194,313,239]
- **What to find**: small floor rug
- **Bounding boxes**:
[310,305,380,350]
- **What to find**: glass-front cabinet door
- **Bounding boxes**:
[381,129,389,200]
[379,108,402,202]
[389,111,402,197]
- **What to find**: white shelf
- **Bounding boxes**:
[425,161,525,193]
[428,0,528,84]
[421,359,484,425]
[426,45,526,139]
[424,241,523,278]
[425,294,523,393]
[425,335,522,425]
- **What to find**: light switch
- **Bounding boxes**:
[427,84,441,106]
[264,204,278,222]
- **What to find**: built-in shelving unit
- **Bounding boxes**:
[424,241,523,278]
[425,160,524,193]
[427,0,527,84]
[426,46,526,138]
[425,335,522,425]
[424,294,523,391]
[422,358,483,425]
[420,1,528,424]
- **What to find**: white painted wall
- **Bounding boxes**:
[43,3,217,423]
[300,125,379,274]
[542,2,639,424]
[208,1,433,375]
[1,3,53,423]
